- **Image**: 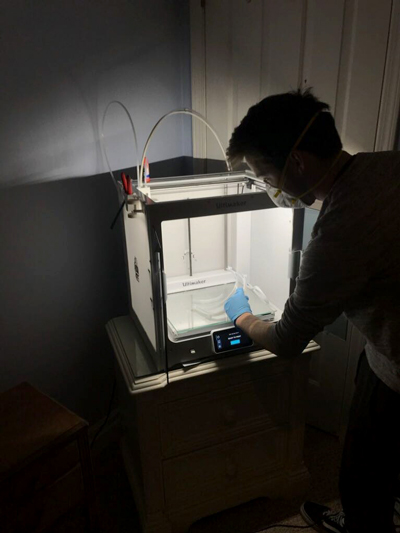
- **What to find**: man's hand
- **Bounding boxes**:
[224,288,253,324]
[225,289,277,352]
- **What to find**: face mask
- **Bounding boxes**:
[265,184,310,209]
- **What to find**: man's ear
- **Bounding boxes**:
[290,150,305,176]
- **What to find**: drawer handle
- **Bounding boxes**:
[223,406,237,425]
[225,457,237,479]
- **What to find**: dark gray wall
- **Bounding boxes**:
[0,176,128,423]
[0,0,192,423]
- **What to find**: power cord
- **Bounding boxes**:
[110,199,125,230]
[255,524,317,531]
[90,378,116,449]
[255,521,400,531]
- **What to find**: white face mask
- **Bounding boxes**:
[265,184,311,209]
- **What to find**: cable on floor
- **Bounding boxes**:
[256,524,317,531]
[255,521,400,531]
[90,378,116,449]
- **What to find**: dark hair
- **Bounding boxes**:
[227,89,342,170]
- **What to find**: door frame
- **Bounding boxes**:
[374,0,400,151]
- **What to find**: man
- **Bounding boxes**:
[224,89,400,533]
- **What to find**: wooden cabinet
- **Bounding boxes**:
[160,373,289,458]
[108,316,319,533]
[163,426,287,510]
[0,382,96,533]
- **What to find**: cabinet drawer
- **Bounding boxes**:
[160,374,289,458]
[34,465,84,533]
[163,426,287,510]
[0,441,80,524]
[0,464,84,533]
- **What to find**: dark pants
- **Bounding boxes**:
[339,351,400,533]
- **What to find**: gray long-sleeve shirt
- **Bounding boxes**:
[266,151,400,394]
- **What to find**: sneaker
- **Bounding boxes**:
[395,480,400,518]
[300,502,348,533]
[395,494,400,518]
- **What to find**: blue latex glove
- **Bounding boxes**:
[224,288,252,324]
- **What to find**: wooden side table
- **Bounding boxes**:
[0,382,97,532]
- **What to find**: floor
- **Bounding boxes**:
[48,425,345,533]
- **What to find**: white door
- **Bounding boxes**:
[190,0,399,434]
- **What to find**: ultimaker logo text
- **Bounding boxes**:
[216,201,246,209]
[182,279,206,287]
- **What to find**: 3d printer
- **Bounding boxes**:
[122,168,309,373]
